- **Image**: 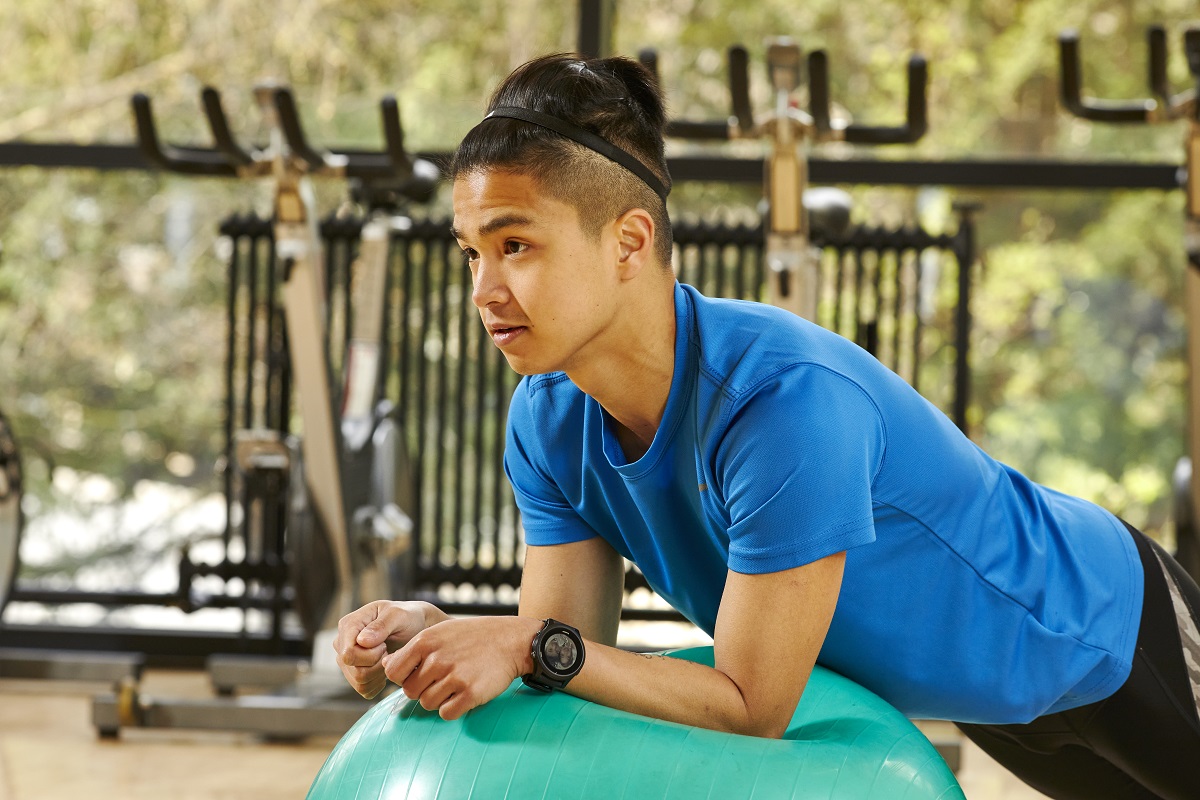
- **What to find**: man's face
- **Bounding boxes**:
[452,169,621,376]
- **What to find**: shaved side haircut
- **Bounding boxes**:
[451,54,674,266]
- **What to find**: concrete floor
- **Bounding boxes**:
[0,669,1051,800]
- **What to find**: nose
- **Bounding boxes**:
[470,256,508,309]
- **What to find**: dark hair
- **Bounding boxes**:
[450,54,673,265]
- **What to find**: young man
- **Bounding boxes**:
[334,53,1200,798]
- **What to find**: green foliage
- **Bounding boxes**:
[1,0,1197,551]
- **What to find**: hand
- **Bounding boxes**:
[383,616,540,720]
[334,600,440,699]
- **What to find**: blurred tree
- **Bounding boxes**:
[0,0,1196,564]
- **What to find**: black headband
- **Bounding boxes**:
[483,106,669,202]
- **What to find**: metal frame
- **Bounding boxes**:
[1057,24,1200,579]
[0,142,1180,190]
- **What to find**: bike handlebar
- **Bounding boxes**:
[1149,26,1171,107]
[131,86,440,198]
[200,87,254,169]
[644,42,926,145]
[1058,29,1157,123]
[729,45,755,137]
[1187,28,1200,82]
[132,94,240,176]
[644,45,754,140]
[809,52,928,144]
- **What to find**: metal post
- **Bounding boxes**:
[952,203,980,435]
[577,0,617,59]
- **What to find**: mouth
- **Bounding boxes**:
[489,324,527,347]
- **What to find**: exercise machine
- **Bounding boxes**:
[0,408,21,617]
[90,82,436,737]
[1058,24,1200,580]
[640,38,927,320]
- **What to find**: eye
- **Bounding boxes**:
[503,240,527,256]
[460,247,479,267]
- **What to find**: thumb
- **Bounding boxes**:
[356,618,390,648]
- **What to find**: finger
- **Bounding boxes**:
[382,639,425,686]
[438,691,475,721]
[344,662,384,690]
[398,657,439,702]
[344,669,382,699]
[415,677,455,712]
[360,672,389,700]
[356,619,390,649]
[338,642,387,668]
[357,603,417,648]
[418,672,471,716]
[335,602,383,650]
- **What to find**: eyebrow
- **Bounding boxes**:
[449,213,536,242]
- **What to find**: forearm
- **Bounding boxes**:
[478,614,789,736]
[565,639,795,738]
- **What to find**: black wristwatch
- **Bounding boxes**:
[521,618,585,692]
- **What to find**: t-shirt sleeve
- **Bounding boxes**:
[503,380,597,547]
[716,365,883,574]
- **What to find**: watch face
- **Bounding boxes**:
[541,631,579,674]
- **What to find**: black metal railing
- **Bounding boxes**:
[213,207,976,620]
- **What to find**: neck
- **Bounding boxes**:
[565,280,677,453]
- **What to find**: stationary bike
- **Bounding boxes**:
[91,83,436,737]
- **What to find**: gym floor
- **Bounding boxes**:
[0,674,1049,800]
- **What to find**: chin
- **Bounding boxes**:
[501,353,554,377]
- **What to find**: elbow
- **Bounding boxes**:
[737,715,790,740]
[714,672,796,739]
[724,703,791,739]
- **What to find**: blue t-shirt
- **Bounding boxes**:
[504,282,1143,724]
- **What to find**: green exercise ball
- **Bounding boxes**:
[308,646,964,799]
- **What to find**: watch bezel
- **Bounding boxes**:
[522,618,585,692]
[537,628,582,677]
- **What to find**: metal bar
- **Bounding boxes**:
[0,647,144,683]
[92,687,372,739]
[576,0,616,59]
[911,251,925,395]
[454,264,471,562]
[494,356,513,574]
[245,229,261,432]
[267,232,288,433]
[907,250,916,391]
[7,586,276,609]
[396,238,414,423]
[0,142,1182,189]
[434,240,452,569]
[341,230,355,385]
[207,654,309,693]
[415,241,432,569]
[222,224,240,552]
[0,624,308,667]
[472,321,488,572]
[891,251,905,374]
[675,157,1183,189]
[952,206,979,433]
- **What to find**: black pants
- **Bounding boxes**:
[956,524,1200,799]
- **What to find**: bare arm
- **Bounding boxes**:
[381,536,845,738]
[517,535,626,646]
[335,536,624,706]
[559,551,845,737]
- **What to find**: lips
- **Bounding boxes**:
[489,323,527,347]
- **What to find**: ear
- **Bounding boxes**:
[612,208,657,280]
